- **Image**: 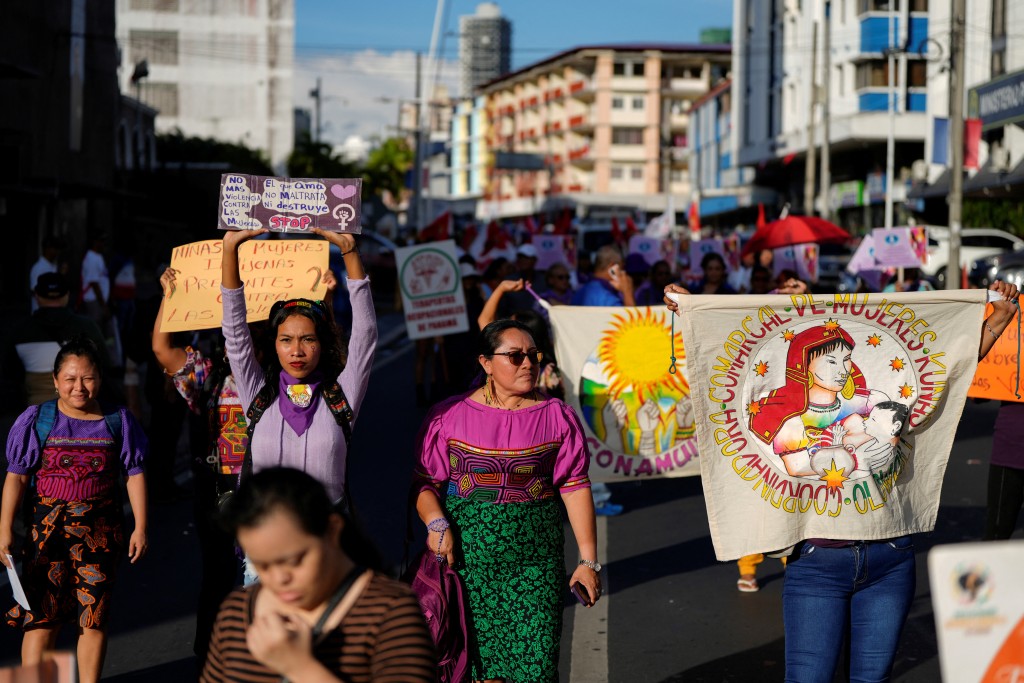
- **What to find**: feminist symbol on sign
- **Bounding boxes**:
[333,204,355,231]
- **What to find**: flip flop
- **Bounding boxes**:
[737,577,759,593]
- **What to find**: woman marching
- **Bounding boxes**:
[203,467,435,682]
[414,319,600,683]
[0,336,148,683]
[219,228,376,509]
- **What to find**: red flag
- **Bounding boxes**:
[624,216,639,240]
[525,216,539,235]
[611,216,623,244]
[461,224,478,251]
[756,203,767,230]
[965,118,982,170]
[553,209,572,235]
[688,202,700,236]
[418,211,451,243]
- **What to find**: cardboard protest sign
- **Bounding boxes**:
[161,239,330,333]
[929,542,1024,682]
[969,305,1024,401]
[872,227,925,269]
[218,174,362,234]
[675,289,987,560]
[533,234,570,270]
[773,245,798,277]
[628,235,662,267]
[549,305,700,483]
[396,240,470,340]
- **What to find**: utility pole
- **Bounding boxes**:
[804,22,818,216]
[819,1,832,222]
[884,4,897,229]
[947,0,966,289]
[309,77,322,143]
[412,53,423,229]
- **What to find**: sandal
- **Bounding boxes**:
[737,577,759,593]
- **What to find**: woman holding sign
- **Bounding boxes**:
[220,227,376,512]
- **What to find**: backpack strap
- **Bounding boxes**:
[34,400,59,449]
[321,381,354,449]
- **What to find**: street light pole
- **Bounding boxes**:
[947,0,966,289]
[309,77,322,143]
[884,2,897,229]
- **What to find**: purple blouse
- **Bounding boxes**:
[221,278,377,502]
[991,401,1024,470]
[6,405,147,501]
[415,394,591,504]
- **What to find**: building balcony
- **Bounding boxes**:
[568,114,594,132]
[568,146,593,168]
[569,79,595,101]
[859,15,928,55]
[856,88,926,113]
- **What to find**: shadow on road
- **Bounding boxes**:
[657,636,785,682]
[102,657,196,682]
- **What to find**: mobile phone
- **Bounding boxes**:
[571,581,591,606]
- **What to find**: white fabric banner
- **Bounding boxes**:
[549,305,700,483]
[675,290,986,560]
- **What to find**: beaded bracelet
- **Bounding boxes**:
[427,518,449,562]
[340,247,359,257]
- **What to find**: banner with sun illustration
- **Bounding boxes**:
[673,290,987,560]
[548,306,699,483]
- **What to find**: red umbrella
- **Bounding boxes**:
[741,215,850,257]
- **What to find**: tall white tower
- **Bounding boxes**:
[459,3,512,97]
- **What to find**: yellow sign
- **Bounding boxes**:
[161,239,330,332]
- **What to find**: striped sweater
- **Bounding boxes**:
[201,572,435,683]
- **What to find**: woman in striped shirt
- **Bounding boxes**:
[202,467,434,683]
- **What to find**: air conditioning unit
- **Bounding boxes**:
[990,143,1011,173]
[911,159,928,181]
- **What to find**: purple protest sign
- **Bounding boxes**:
[871,227,924,268]
[218,174,362,234]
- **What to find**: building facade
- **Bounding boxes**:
[451,44,731,221]
[116,0,295,171]
[459,3,512,98]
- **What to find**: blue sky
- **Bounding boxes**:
[291,0,733,150]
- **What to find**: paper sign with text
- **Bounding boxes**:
[929,542,1024,683]
[969,305,1023,402]
[161,239,330,332]
[872,227,925,269]
[218,174,362,233]
[628,235,662,267]
[396,240,470,340]
[533,235,570,270]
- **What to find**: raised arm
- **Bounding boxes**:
[980,280,1021,360]
[152,267,188,374]
[478,278,523,329]
[220,229,269,408]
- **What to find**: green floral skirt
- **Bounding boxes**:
[445,495,565,683]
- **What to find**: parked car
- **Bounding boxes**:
[923,226,1024,288]
[970,250,1024,288]
[994,257,1024,289]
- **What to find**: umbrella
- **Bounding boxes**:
[741,215,850,257]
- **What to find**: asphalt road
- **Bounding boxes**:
[0,335,1020,681]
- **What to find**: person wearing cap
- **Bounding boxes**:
[3,273,111,407]
[500,243,545,314]
[29,236,61,313]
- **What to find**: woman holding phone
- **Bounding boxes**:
[414,319,599,683]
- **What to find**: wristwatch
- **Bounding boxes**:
[579,559,602,573]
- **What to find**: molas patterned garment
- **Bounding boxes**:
[674,290,987,560]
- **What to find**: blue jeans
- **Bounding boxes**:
[783,537,916,683]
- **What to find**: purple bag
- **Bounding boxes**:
[405,551,470,683]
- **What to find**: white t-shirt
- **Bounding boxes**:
[29,256,58,312]
[81,249,110,303]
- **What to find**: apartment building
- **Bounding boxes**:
[450,43,731,221]
[116,0,294,171]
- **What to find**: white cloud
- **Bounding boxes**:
[293,50,460,149]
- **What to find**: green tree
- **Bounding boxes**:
[363,136,414,200]
[287,134,361,179]
[156,130,272,174]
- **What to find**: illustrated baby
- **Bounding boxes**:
[815,401,909,477]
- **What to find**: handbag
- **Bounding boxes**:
[404,551,471,683]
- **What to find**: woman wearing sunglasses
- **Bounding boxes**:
[413,319,599,683]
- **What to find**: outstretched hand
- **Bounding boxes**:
[663,283,691,314]
[312,228,356,254]
[159,267,178,298]
[989,280,1020,322]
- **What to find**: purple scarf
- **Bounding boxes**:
[279,370,323,436]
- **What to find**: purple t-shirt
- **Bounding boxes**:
[6,404,147,501]
[991,401,1024,470]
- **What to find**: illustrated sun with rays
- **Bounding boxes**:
[597,308,689,401]
[579,308,693,456]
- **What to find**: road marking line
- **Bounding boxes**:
[570,514,608,683]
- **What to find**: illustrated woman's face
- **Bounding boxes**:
[276,314,321,380]
[808,345,852,393]
[238,508,342,611]
[53,354,101,410]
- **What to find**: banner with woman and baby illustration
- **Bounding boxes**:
[548,306,700,483]
[673,290,987,560]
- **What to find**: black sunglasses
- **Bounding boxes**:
[491,350,544,366]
